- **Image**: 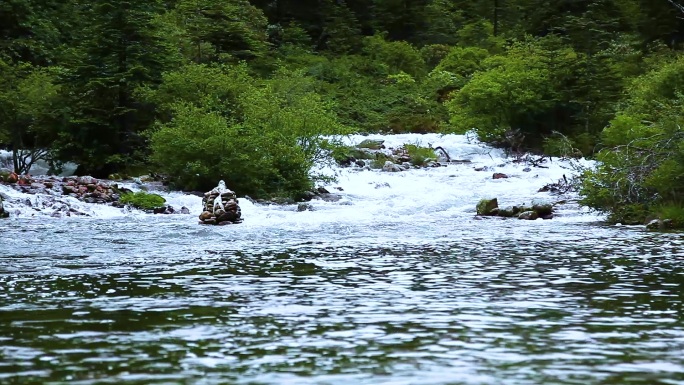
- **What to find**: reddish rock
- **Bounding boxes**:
[17,175,32,185]
[493,173,509,179]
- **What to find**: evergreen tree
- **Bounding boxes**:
[0,0,65,65]
[172,0,269,63]
[57,0,178,176]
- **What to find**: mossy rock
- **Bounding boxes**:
[119,191,166,210]
[349,148,375,160]
[531,200,554,216]
[357,139,385,150]
[498,206,520,218]
[476,198,498,216]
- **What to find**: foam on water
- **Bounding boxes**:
[0,134,601,224]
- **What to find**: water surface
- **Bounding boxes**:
[1,134,682,384]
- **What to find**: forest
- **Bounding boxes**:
[1,0,684,224]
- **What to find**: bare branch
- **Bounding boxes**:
[668,0,684,18]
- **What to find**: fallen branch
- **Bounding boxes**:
[434,146,451,162]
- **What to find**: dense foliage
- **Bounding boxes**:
[1,0,684,206]
[581,55,684,225]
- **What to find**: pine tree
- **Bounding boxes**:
[58,0,178,176]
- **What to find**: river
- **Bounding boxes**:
[1,134,682,385]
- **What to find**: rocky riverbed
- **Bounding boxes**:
[0,173,188,218]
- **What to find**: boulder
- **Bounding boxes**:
[518,210,539,220]
[646,219,662,230]
[646,219,675,230]
[476,199,556,220]
[297,203,314,212]
[532,201,554,216]
[476,198,498,216]
[493,173,509,179]
[0,196,8,219]
[382,161,403,172]
[497,206,520,218]
[0,169,10,182]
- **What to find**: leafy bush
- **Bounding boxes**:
[542,132,583,158]
[455,20,503,53]
[370,153,392,169]
[654,203,684,227]
[362,35,426,78]
[145,64,350,198]
[420,44,451,69]
[580,56,684,225]
[433,46,489,78]
[309,54,443,134]
[444,37,580,149]
[403,143,436,166]
[120,191,166,210]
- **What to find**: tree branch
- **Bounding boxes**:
[667,0,684,18]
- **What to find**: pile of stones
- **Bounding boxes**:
[198,180,242,225]
[0,173,123,204]
[476,197,555,220]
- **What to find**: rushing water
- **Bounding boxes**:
[1,134,683,385]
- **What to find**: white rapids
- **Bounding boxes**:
[0,133,600,225]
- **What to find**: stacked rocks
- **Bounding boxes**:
[199,180,242,225]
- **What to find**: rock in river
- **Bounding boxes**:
[199,180,242,225]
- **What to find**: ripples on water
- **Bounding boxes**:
[1,216,683,385]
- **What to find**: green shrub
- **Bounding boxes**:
[580,56,684,223]
[433,46,489,77]
[120,191,166,210]
[403,143,436,166]
[145,64,350,198]
[654,204,684,228]
[456,20,503,53]
[607,204,648,225]
[370,153,392,169]
[420,44,451,69]
[362,35,426,78]
[443,36,585,150]
[542,132,582,158]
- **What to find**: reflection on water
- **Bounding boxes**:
[0,218,683,385]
